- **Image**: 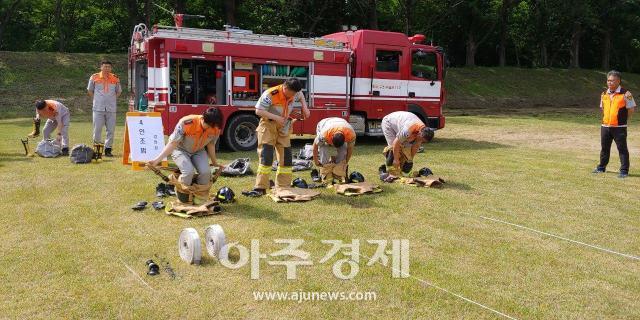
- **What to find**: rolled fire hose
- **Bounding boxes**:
[178,228,202,265]
[204,224,227,260]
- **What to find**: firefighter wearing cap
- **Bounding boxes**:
[381,111,434,175]
[148,107,224,186]
[593,70,635,178]
[244,78,310,196]
[29,99,71,156]
[312,117,356,178]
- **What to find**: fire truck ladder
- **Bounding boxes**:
[150,25,348,51]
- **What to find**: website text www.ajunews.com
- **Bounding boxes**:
[253,290,378,303]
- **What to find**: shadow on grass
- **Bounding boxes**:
[447,106,602,126]
[443,180,473,191]
[427,137,509,151]
[227,203,296,225]
[290,136,508,153]
[0,152,34,167]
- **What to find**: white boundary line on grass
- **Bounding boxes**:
[119,257,156,291]
[477,215,640,261]
[357,252,518,320]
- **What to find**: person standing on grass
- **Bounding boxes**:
[593,70,636,178]
[87,60,121,157]
[242,78,310,197]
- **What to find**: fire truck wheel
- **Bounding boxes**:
[225,113,259,151]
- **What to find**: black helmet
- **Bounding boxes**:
[348,171,365,183]
[418,167,433,176]
[291,177,309,188]
[216,186,235,203]
[401,161,414,174]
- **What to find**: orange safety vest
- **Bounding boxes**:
[601,88,630,126]
[90,72,120,93]
[180,115,220,152]
[323,127,356,146]
[38,100,59,119]
[262,84,294,118]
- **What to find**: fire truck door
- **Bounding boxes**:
[408,49,441,109]
[369,46,406,118]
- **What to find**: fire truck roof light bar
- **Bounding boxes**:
[150,25,349,51]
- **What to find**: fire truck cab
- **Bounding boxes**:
[128,24,445,151]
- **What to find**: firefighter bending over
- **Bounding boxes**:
[381,111,434,176]
[29,99,71,156]
[243,78,310,197]
[312,117,356,182]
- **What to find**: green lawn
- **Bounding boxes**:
[1,111,638,319]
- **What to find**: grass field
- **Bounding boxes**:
[1,109,639,319]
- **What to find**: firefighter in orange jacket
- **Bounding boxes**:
[148,107,224,186]
[593,70,636,178]
[243,78,310,196]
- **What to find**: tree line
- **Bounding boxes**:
[1,0,639,72]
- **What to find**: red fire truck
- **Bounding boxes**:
[128,24,446,151]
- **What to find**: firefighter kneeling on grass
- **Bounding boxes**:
[148,107,224,203]
[312,117,356,182]
[243,78,310,197]
[381,111,434,177]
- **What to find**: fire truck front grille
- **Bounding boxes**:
[348,114,366,135]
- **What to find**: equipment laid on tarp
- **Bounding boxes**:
[35,139,61,158]
[178,228,202,264]
[69,144,94,164]
[334,182,383,196]
[269,187,320,202]
[165,200,221,218]
[221,158,252,176]
[401,176,446,188]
